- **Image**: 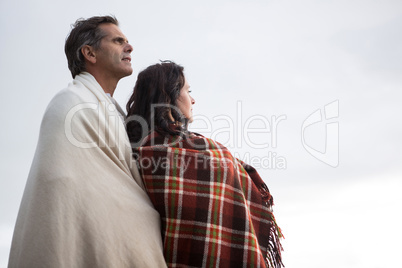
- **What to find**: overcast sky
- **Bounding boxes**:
[1,0,402,267]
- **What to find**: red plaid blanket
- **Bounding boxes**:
[133,130,283,267]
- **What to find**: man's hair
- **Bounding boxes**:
[126,61,187,146]
[65,15,119,78]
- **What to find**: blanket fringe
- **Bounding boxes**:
[259,183,285,268]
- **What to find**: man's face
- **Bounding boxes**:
[94,23,133,80]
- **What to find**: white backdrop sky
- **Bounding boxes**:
[1,0,402,267]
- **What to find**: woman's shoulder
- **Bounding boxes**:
[137,128,229,153]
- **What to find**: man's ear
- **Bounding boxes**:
[81,45,96,64]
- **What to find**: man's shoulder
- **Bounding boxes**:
[55,80,97,105]
[45,79,98,116]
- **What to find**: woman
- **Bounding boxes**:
[126,61,283,268]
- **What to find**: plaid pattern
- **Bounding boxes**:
[134,130,283,268]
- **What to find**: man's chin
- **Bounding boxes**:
[122,68,133,77]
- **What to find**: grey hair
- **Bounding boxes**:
[64,15,118,78]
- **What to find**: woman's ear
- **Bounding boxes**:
[167,108,175,122]
[81,45,96,64]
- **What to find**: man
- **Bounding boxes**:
[8,16,166,268]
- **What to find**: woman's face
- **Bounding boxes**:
[176,78,195,122]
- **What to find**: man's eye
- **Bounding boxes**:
[115,38,125,44]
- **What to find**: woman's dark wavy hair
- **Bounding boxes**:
[126,61,188,146]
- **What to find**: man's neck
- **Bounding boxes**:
[98,79,117,97]
[88,71,118,97]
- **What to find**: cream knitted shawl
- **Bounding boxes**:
[8,72,166,268]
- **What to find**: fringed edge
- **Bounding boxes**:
[265,213,284,268]
[259,183,285,268]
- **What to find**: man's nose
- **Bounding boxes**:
[125,43,133,54]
